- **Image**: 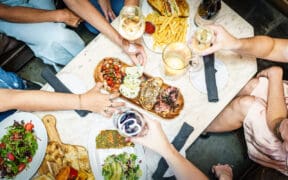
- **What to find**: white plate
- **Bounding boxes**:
[0,112,48,180]
[88,121,147,180]
[189,58,229,94]
[141,0,192,53]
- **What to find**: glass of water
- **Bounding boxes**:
[113,108,146,137]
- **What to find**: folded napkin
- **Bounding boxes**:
[41,67,90,117]
[152,122,194,179]
[203,54,219,102]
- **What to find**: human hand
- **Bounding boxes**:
[58,8,82,27]
[199,25,239,56]
[122,39,147,66]
[127,117,171,156]
[279,118,288,151]
[211,164,233,180]
[80,82,125,117]
[98,0,116,22]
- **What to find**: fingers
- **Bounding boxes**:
[94,82,104,92]
[109,93,120,100]
[199,44,220,56]
[108,10,116,20]
[103,11,109,21]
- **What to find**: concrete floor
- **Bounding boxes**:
[16,0,287,179]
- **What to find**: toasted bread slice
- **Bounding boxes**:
[148,0,189,17]
[175,0,189,17]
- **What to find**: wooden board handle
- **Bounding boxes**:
[42,114,62,143]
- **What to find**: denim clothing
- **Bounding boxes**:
[0,0,85,66]
[84,0,124,35]
[0,67,25,122]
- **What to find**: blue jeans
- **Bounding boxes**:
[84,0,124,35]
[0,0,85,66]
[0,67,25,122]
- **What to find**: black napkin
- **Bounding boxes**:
[203,54,219,102]
[41,67,90,117]
[152,122,194,179]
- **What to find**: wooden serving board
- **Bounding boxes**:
[94,57,184,119]
[37,115,94,179]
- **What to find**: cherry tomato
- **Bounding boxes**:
[114,64,120,71]
[0,143,5,149]
[145,21,155,34]
[69,167,78,180]
[18,163,26,172]
[27,156,32,162]
[24,121,34,131]
[7,152,15,161]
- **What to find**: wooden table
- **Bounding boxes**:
[34,0,257,178]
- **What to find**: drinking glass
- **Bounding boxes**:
[113,108,146,137]
[194,0,222,27]
[161,42,202,79]
[189,26,214,54]
[119,6,145,41]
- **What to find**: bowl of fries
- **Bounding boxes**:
[143,12,190,53]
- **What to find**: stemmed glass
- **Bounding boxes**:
[119,6,145,42]
[187,26,214,72]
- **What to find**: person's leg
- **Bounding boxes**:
[0,67,24,122]
[0,21,84,65]
[110,0,125,16]
[83,0,124,34]
[205,96,256,132]
[237,78,259,97]
[0,68,26,89]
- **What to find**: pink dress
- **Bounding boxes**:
[244,77,288,175]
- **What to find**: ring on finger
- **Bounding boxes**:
[104,106,109,113]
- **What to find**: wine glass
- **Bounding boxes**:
[119,6,145,41]
[188,26,214,72]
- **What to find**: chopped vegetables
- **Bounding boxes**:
[96,130,134,149]
[102,152,142,180]
[0,120,38,178]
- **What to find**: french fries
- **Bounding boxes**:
[145,12,188,50]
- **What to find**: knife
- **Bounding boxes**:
[41,67,90,117]
[203,54,219,102]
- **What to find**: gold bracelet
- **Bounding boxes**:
[78,94,82,110]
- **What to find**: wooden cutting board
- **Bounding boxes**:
[37,115,94,179]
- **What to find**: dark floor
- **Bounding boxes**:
[16,0,288,179]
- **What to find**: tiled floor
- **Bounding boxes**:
[16,0,287,179]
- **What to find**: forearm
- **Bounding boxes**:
[266,68,287,131]
[233,36,288,62]
[0,89,79,112]
[0,4,63,23]
[63,0,123,46]
[161,144,208,180]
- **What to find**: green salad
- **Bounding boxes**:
[102,152,142,180]
[0,120,38,178]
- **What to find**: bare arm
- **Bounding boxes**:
[130,118,208,180]
[233,37,288,62]
[0,83,124,116]
[63,0,123,46]
[257,67,287,132]
[63,0,147,65]
[201,25,288,62]
[0,3,81,27]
